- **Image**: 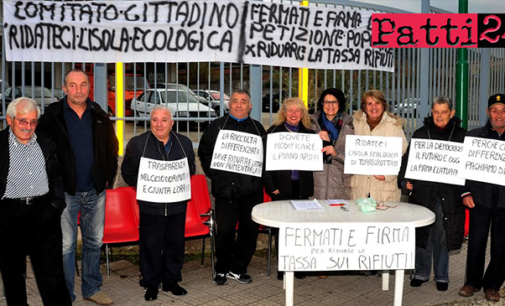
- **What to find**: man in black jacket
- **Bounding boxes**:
[37,69,118,305]
[398,95,466,292]
[458,94,505,302]
[0,97,71,305]
[122,105,195,301]
[198,89,266,285]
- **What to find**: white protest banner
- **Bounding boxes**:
[344,135,403,175]
[210,130,263,177]
[405,139,465,186]
[3,0,394,72]
[244,3,393,72]
[136,157,191,203]
[459,136,505,186]
[266,132,323,171]
[278,222,415,271]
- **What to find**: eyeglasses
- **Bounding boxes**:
[376,202,397,211]
[324,100,338,106]
[14,117,38,127]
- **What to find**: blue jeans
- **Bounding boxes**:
[61,189,106,301]
[413,198,449,283]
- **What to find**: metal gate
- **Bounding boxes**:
[1,0,505,148]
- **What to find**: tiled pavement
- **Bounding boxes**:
[1,239,505,306]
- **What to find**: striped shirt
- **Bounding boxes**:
[3,130,49,199]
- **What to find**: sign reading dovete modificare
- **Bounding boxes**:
[344,135,403,175]
[136,157,191,203]
[459,136,505,186]
[278,222,415,271]
[266,133,323,171]
[405,139,465,186]
[3,0,394,71]
[210,130,263,177]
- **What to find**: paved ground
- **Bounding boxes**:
[1,238,504,306]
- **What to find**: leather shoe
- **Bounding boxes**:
[484,289,501,302]
[436,282,448,291]
[410,278,427,287]
[458,284,480,297]
[162,281,188,296]
[144,286,158,301]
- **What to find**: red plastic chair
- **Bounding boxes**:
[190,175,215,268]
[103,187,140,276]
[185,197,215,277]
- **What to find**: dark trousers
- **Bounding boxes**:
[465,206,505,290]
[139,211,186,287]
[0,199,71,306]
[271,180,308,269]
[214,189,263,274]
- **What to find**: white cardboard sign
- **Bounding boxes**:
[266,133,323,171]
[459,136,505,186]
[405,139,465,186]
[344,135,403,175]
[136,157,191,203]
[210,130,263,177]
[278,222,415,271]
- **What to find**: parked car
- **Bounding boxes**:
[262,90,287,113]
[52,89,65,100]
[3,86,57,111]
[0,79,10,99]
[194,90,230,114]
[392,98,420,118]
[131,88,216,125]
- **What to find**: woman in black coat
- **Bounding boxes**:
[398,95,466,292]
[264,97,315,280]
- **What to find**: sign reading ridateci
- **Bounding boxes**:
[136,157,191,203]
[460,137,505,186]
[3,0,393,71]
[405,139,465,186]
[211,130,263,177]
[266,133,323,171]
[278,222,415,271]
[344,135,403,175]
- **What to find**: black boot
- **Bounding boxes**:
[162,281,188,296]
[144,286,158,301]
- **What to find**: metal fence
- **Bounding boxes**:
[1,0,505,148]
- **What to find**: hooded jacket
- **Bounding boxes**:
[398,116,466,250]
[350,110,408,202]
[310,111,354,199]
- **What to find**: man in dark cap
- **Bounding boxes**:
[458,94,505,302]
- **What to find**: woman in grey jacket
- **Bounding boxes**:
[310,88,354,200]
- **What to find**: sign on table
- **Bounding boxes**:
[405,139,465,186]
[3,0,393,71]
[136,157,191,203]
[266,133,323,171]
[460,136,505,186]
[210,130,263,177]
[344,135,403,175]
[279,222,415,271]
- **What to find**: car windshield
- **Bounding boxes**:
[160,91,200,103]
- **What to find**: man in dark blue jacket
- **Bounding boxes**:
[458,94,505,302]
[122,105,195,301]
[37,69,118,305]
[198,89,266,286]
